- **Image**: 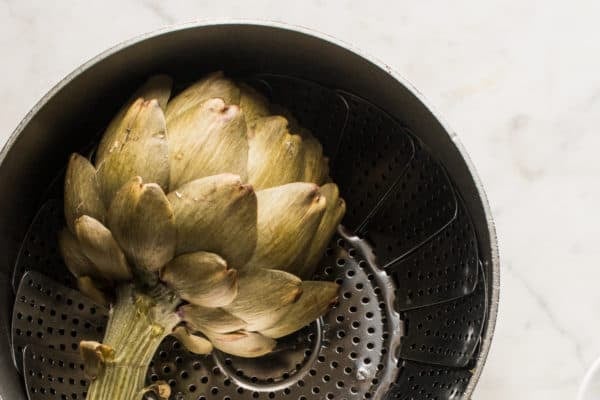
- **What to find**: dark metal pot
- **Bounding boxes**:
[0,21,499,399]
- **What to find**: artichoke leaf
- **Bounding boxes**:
[172,326,213,355]
[239,83,270,122]
[64,153,105,233]
[161,251,237,307]
[96,98,169,206]
[181,304,247,333]
[222,268,302,331]
[58,228,101,279]
[80,340,114,380]
[96,75,172,164]
[301,134,330,185]
[247,116,305,190]
[74,215,131,281]
[260,281,339,339]
[108,177,175,271]
[167,174,257,267]
[77,276,110,307]
[133,74,173,111]
[296,183,346,279]
[202,329,276,358]
[167,98,248,189]
[165,71,241,123]
[246,182,326,271]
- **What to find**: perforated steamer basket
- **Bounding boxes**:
[0,22,499,400]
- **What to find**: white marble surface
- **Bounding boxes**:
[1,0,599,398]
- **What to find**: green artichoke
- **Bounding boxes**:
[59,71,345,400]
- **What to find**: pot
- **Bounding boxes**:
[0,21,499,399]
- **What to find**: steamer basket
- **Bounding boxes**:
[0,22,499,400]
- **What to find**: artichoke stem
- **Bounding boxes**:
[86,284,180,400]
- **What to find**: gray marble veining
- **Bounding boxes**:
[2,1,600,398]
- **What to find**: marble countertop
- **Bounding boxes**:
[2,1,599,398]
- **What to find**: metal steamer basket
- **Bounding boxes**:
[0,22,499,400]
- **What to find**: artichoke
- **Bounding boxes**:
[59,71,345,400]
